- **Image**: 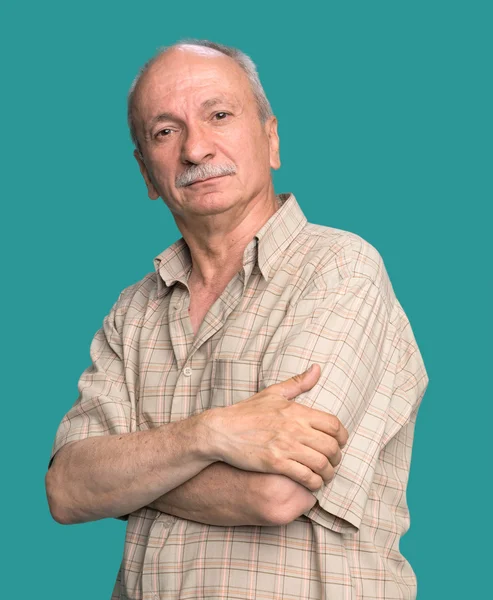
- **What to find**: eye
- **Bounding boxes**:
[213,112,230,120]
[156,128,172,137]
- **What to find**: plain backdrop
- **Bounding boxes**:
[2,1,491,598]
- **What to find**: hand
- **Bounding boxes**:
[204,364,349,491]
[255,473,319,525]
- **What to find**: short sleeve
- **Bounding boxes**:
[260,273,429,534]
[48,295,135,468]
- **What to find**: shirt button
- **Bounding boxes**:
[183,366,192,376]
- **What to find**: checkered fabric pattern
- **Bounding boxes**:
[51,193,429,599]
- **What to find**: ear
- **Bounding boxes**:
[265,116,281,170]
[133,149,160,200]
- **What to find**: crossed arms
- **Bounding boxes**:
[46,363,348,527]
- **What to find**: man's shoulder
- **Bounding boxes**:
[299,222,389,285]
[293,222,397,317]
[112,271,159,314]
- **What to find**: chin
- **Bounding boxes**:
[184,190,240,214]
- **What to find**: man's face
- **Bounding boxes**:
[131,46,280,219]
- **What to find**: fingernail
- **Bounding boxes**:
[307,364,315,372]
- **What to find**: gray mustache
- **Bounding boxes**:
[175,163,237,188]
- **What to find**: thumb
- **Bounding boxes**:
[271,363,321,400]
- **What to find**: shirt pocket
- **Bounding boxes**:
[209,358,261,409]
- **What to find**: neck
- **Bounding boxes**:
[176,187,281,289]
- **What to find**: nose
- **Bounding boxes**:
[180,122,215,165]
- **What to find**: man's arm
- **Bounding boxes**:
[46,412,215,524]
[147,462,318,527]
[47,363,345,526]
[259,265,429,534]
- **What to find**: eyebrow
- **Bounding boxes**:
[201,96,235,110]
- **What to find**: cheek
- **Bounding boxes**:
[147,155,175,188]
[245,138,272,178]
[230,129,270,170]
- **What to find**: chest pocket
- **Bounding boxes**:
[209,358,261,409]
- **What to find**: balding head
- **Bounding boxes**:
[128,40,273,155]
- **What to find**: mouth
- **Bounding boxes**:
[187,175,228,187]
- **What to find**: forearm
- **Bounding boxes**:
[46,413,214,525]
[148,462,270,526]
[149,463,318,526]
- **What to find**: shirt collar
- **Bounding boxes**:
[153,192,307,296]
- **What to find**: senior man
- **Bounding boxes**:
[46,39,429,600]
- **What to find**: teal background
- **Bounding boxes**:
[2,1,491,598]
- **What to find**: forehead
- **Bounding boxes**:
[133,46,253,122]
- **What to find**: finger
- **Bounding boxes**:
[307,411,349,448]
[296,430,343,468]
[289,443,336,484]
[280,459,324,492]
[268,363,322,401]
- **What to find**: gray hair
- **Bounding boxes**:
[127,39,274,156]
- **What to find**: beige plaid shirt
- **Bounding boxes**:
[51,193,429,600]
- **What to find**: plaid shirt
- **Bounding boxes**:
[51,193,429,599]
